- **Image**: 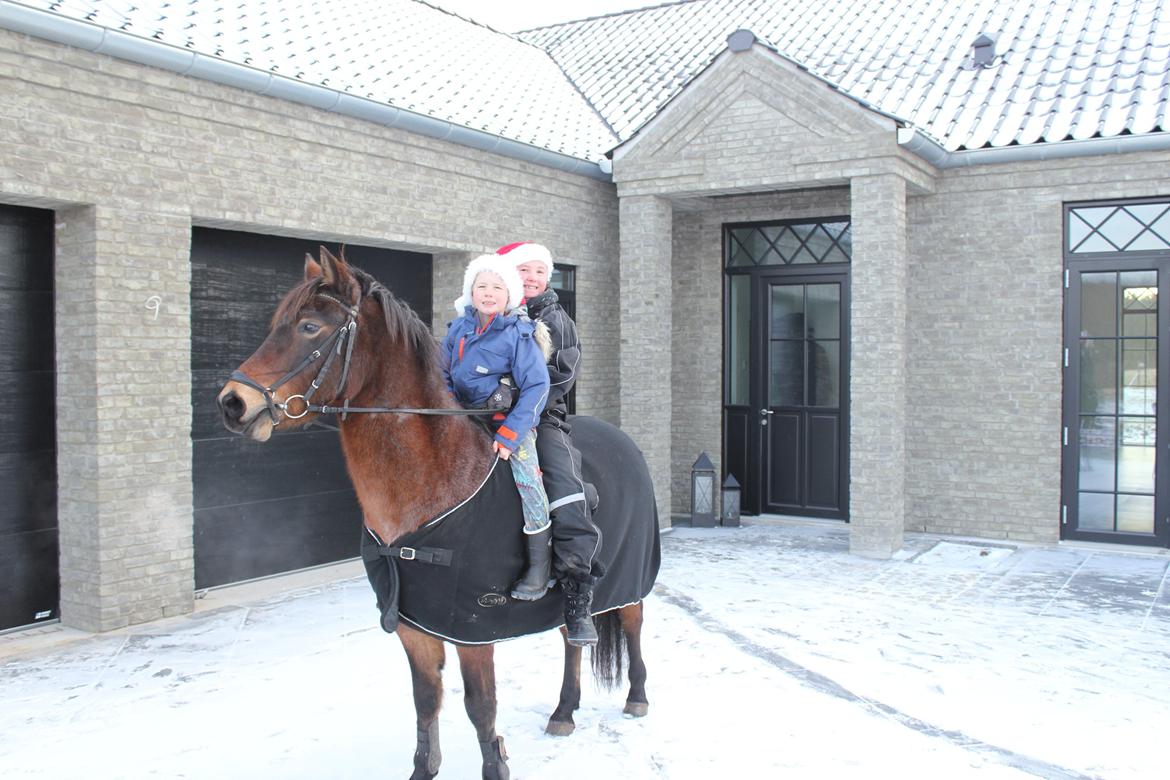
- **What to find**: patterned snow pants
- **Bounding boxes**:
[506,429,550,534]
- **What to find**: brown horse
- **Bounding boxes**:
[216,248,658,779]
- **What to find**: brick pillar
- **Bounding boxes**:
[619,195,673,521]
[848,175,908,558]
[55,205,194,631]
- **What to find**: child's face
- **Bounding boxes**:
[516,261,549,299]
[471,271,508,316]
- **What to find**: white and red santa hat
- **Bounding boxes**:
[453,253,525,315]
[496,242,555,277]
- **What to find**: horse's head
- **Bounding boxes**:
[217,246,364,441]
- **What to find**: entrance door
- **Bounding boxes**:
[724,220,851,518]
[1063,199,1170,546]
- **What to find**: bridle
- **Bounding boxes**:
[228,286,494,427]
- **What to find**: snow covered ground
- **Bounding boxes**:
[2,521,1168,779]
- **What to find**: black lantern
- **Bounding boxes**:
[721,474,741,527]
[690,452,716,527]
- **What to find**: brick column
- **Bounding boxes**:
[848,175,908,558]
[619,195,673,521]
[55,205,194,631]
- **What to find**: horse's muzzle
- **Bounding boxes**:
[217,387,247,429]
[216,383,275,441]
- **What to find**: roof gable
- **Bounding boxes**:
[616,42,897,164]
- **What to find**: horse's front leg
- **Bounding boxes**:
[399,627,446,780]
[455,644,509,780]
[546,627,582,736]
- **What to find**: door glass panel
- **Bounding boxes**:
[1118,418,1155,493]
[1078,416,1116,492]
[770,286,804,338]
[727,275,750,405]
[1080,272,1116,337]
[1079,340,1117,414]
[770,340,803,406]
[806,284,840,339]
[1121,339,1156,414]
[1117,494,1155,533]
[1077,492,1114,531]
[809,341,839,407]
[1121,271,1156,336]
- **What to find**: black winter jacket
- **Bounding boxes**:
[524,289,580,416]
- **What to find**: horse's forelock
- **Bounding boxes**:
[270,277,325,329]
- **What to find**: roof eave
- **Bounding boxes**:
[898,126,1170,168]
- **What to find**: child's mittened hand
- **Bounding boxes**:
[494,441,512,461]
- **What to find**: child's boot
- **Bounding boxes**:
[510,527,552,601]
[562,575,598,646]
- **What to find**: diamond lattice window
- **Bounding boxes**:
[727,220,851,266]
[1069,203,1170,253]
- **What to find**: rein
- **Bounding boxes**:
[231,288,496,425]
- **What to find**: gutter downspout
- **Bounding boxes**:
[0,0,611,182]
[898,126,1170,168]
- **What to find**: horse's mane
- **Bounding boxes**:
[352,265,440,370]
[271,263,440,372]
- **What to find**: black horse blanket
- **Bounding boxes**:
[362,415,661,644]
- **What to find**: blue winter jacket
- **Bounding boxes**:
[440,308,550,451]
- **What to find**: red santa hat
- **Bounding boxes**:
[453,253,525,315]
[496,242,556,277]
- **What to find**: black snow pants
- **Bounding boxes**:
[536,413,603,582]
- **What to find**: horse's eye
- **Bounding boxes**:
[299,321,321,335]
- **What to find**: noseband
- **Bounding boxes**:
[229,286,494,426]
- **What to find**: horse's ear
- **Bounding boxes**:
[304,253,324,281]
[318,245,358,299]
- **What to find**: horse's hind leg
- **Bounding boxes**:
[399,628,446,780]
[620,602,649,717]
[455,644,510,780]
[546,627,583,736]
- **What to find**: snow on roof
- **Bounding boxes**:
[18,0,619,161]
[13,0,1170,159]
[522,0,1170,152]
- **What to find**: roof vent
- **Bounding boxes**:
[727,29,756,53]
[971,33,997,68]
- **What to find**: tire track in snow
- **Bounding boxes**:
[653,584,1100,780]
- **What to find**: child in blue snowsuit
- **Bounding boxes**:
[440,253,554,601]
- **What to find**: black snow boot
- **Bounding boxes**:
[510,527,552,601]
[562,577,598,646]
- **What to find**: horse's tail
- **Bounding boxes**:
[590,608,626,690]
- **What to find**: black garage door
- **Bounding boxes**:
[192,228,431,589]
[0,205,57,632]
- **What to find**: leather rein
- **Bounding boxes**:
[229,286,494,427]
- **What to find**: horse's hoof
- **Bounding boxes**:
[623,701,649,718]
[545,719,576,737]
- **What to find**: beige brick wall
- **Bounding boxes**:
[905,150,1170,543]
[1,28,617,630]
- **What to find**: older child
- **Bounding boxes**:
[441,253,553,601]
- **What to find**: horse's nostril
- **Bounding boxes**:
[219,390,245,421]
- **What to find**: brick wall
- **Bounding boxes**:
[1,28,617,630]
[905,152,1170,543]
